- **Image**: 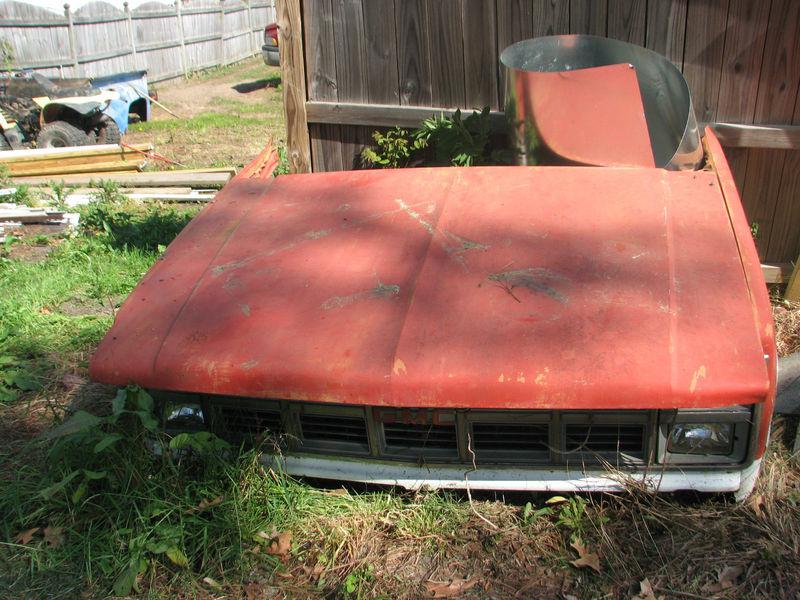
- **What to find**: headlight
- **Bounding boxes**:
[667,423,733,455]
[163,401,206,430]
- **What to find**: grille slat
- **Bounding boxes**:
[383,423,458,453]
[565,425,644,453]
[218,407,282,436]
[300,414,369,447]
[472,423,550,463]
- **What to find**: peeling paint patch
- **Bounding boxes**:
[240,303,251,316]
[517,373,526,383]
[393,358,407,376]
[445,231,489,251]
[488,268,568,303]
[322,282,401,310]
[689,365,707,393]
[305,228,332,240]
[498,373,505,382]
[395,198,436,235]
[241,359,258,370]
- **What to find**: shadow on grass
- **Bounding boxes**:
[81,204,197,252]
[233,74,281,93]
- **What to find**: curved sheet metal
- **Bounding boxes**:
[501,35,703,170]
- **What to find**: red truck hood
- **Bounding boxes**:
[90,166,770,410]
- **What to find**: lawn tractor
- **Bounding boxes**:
[90,36,775,500]
[0,70,149,149]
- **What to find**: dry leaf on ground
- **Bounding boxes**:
[569,539,601,573]
[191,495,224,512]
[42,526,63,548]
[631,577,665,600]
[425,576,479,598]
[703,565,744,593]
[14,527,39,544]
[266,531,292,559]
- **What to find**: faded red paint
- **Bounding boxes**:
[512,62,655,168]
[90,156,773,431]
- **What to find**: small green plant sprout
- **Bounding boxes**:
[342,564,375,599]
[46,180,72,209]
[751,221,760,241]
[10,183,36,207]
[274,145,291,176]
[90,179,127,205]
[0,163,12,187]
[361,127,425,169]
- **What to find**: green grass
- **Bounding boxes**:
[128,112,266,135]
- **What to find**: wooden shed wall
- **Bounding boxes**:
[282,0,800,264]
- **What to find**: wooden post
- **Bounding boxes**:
[786,255,800,302]
[124,2,137,71]
[175,0,187,76]
[219,0,226,65]
[278,0,311,173]
[64,3,80,76]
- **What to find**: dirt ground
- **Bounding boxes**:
[123,58,285,170]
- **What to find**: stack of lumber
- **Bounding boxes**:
[0,144,152,177]
[0,203,79,242]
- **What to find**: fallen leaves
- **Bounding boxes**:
[14,525,63,548]
[425,576,479,598]
[702,564,744,593]
[253,530,293,560]
[42,526,64,548]
[188,495,224,513]
[569,538,601,573]
[14,527,39,545]
[631,578,665,600]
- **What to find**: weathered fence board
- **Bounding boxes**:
[0,0,276,82]
[287,0,800,264]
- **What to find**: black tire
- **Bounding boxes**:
[95,118,121,145]
[37,120,91,148]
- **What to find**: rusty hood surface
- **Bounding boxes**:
[90,166,770,410]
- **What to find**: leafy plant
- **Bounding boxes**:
[46,180,72,209]
[361,108,512,169]
[274,145,290,176]
[0,328,41,402]
[361,127,426,169]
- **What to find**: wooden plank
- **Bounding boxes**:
[7,160,142,177]
[715,0,771,243]
[607,0,645,45]
[362,0,399,104]
[683,0,729,123]
[740,149,788,257]
[331,0,369,170]
[741,0,800,260]
[716,0,771,123]
[645,0,687,68]
[331,0,368,102]
[303,0,342,172]
[569,0,607,36]
[767,149,800,262]
[306,100,506,129]
[395,0,432,106]
[462,0,498,110]
[0,144,152,163]
[761,262,794,284]
[531,0,569,37]
[711,124,800,149]
[427,0,465,108]
[496,0,534,106]
[278,0,312,173]
[11,171,232,187]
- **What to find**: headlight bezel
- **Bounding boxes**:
[159,392,208,432]
[658,406,752,465]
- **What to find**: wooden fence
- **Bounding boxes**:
[280,0,800,264]
[0,0,276,82]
